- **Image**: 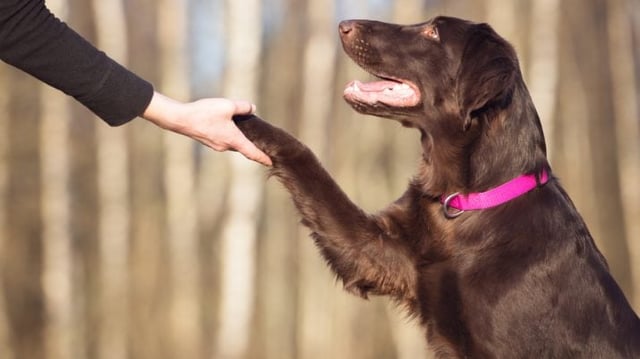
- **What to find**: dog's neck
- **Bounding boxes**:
[418,81,549,198]
[468,84,548,187]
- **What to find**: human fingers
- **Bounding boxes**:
[232,100,256,115]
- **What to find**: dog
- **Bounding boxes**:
[234,16,640,358]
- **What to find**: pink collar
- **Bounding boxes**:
[441,169,549,218]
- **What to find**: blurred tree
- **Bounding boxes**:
[41,1,74,355]
[525,0,559,157]
[2,39,45,359]
[157,0,203,357]
[0,60,14,359]
[64,1,102,357]
[250,1,307,359]
[215,0,265,358]
[553,0,632,297]
[608,0,640,308]
[123,0,171,358]
[93,0,131,358]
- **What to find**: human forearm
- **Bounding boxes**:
[0,0,153,125]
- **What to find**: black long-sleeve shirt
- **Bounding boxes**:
[0,0,153,126]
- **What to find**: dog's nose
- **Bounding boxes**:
[339,20,355,35]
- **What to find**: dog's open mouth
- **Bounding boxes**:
[343,76,420,108]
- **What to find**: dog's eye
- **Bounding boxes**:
[424,26,439,41]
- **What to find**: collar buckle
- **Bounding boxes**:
[442,192,465,219]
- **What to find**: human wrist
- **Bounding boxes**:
[141,92,187,131]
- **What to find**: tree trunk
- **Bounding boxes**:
[0,60,15,359]
[250,0,306,358]
[526,0,560,157]
[92,0,132,357]
[555,0,632,298]
[123,1,171,358]
[2,55,45,359]
[158,0,203,357]
[607,0,640,310]
[215,0,264,357]
[63,1,103,357]
[191,3,233,358]
[40,53,74,359]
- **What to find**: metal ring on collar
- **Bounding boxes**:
[442,192,465,219]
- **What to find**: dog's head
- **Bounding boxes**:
[340,16,546,194]
[340,16,517,129]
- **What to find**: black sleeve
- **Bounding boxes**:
[0,0,154,126]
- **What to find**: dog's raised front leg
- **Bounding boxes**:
[234,115,418,307]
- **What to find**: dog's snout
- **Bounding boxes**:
[339,20,355,36]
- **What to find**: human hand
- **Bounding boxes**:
[142,92,272,166]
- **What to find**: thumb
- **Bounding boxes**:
[229,131,272,166]
[236,141,273,166]
[232,100,256,115]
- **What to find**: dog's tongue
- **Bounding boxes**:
[352,80,398,92]
[344,80,419,107]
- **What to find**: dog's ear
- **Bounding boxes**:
[456,23,517,130]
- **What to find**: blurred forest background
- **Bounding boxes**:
[1,0,639,358]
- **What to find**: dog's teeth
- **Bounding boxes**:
[352,82,361,92]
[384,83,413,98]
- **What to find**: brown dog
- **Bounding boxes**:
[234,16,640,358]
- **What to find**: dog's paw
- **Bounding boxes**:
[233,115,309,163]
[233,114,280,151]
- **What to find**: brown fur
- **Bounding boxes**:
[234,16,640,358]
